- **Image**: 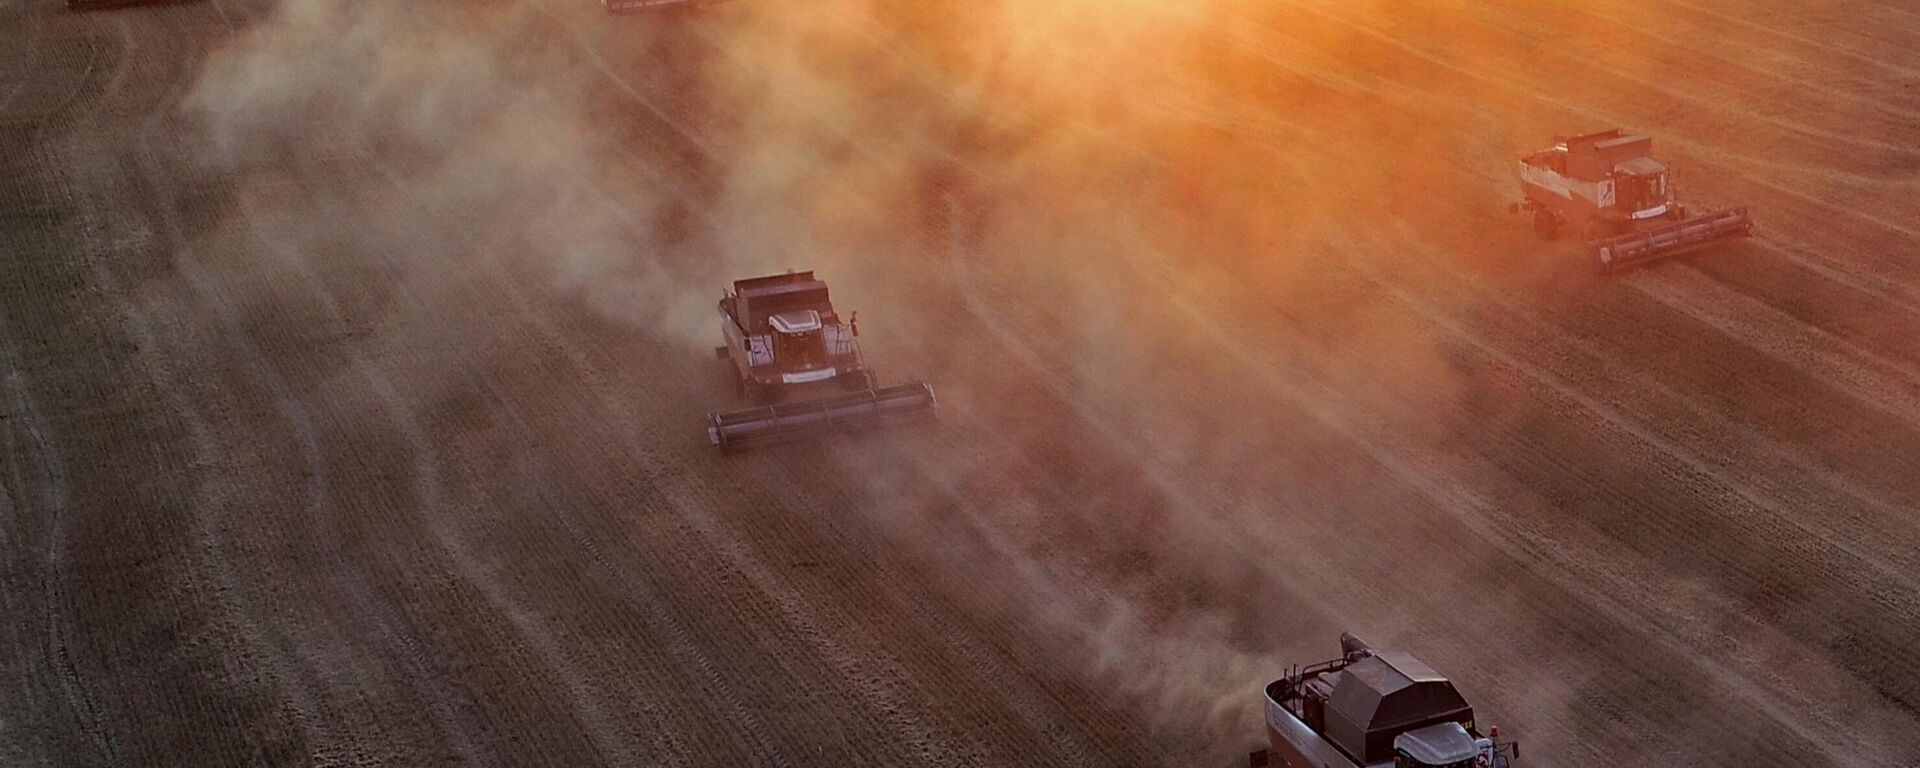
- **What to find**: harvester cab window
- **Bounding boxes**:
[769,310,828,367]
[1619,172,1665,210]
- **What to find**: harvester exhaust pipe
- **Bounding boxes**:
[707,382,937,450]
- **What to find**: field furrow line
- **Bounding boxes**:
[29,17,128,143]
[485,288,969,764]
[360,371,570,767]
[1202,276,1914,765]
[479,374,756,764]
[202,240,452,762]
[0,319,117,766]
[1463,0,1920,150]
[330,130,805,763]
[242,195,651,764]
[0,3,47,115]
[1198,284,1904,764]
[1458,0,1920,160]
[530,0,728,166]
[1406,235,1920,517]
[1549,0,1920,125]
[385,229,759,766]
[1355,233,1920,589]
[123,37,383,766]
[1634,267,1920,425]
[25,9,334,763]
[1153,280,1838,760]
[1320,244,1920,734]
[1748,239,1920,321]
[1655,0,1920,79]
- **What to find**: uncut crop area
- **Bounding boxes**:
[2,0,1916,766]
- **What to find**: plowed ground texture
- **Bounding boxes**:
[4,0,1918,766]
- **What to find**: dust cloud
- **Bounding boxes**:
[185,0,718,353]
[181,0,1532,761]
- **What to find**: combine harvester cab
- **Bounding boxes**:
[1514,129,1752,272]
[707,271,936,450]
[1252,633,1520,768]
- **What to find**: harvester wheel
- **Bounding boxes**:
[1531,209,1560,240]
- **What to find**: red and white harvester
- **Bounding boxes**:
[601,0,709,11]
[1513,130,1752,272]
[65,0,175,9]
[706,271,936,450]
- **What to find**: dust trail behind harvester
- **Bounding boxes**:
[679,0,1540,756]
[174,0,1919,765]
[176,0,1536,757]
[186,0,730,364]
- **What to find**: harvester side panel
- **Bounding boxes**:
[1518,163,1606,221]
[1264,686,1360,768]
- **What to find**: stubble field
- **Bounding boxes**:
[3,1,1919,765]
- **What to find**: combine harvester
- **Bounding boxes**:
[66,0,186,9]
[706,271,936,450]
[1252,634,1519,768]
[1512,129,1752,272]
[601,0,710,11]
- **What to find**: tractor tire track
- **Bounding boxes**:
[1654,0,1920,80]
[0,313,117,766]
[344,148,784,767]
[0,1,48,116]
[13,8,313,765]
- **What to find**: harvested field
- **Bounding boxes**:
[3,0,1918,766]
